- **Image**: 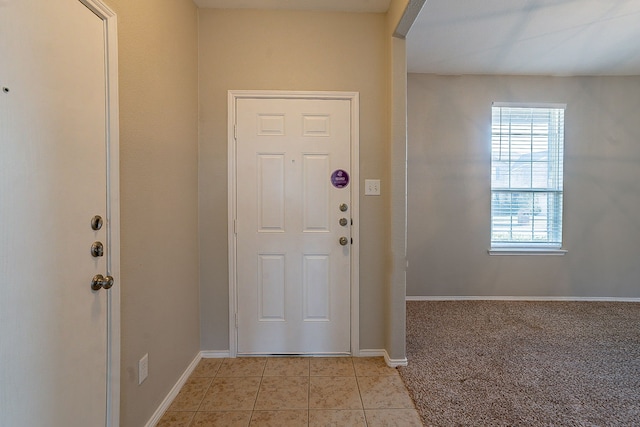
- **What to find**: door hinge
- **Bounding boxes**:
[233,124,237,141]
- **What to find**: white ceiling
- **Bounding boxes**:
[407,0,640,76]
[194,0,640,76]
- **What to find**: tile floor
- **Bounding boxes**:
[157,356,423,427]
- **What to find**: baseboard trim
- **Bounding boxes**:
[384,351,408,368]
[359,349,408,367]
[406,296,640,302]
[145,352,202,427]
[358,349,386,358]
[201,350,231,358]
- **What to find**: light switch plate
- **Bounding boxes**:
[139,353,148,385]
[365,179,381,196]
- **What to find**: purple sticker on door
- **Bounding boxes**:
[331,169,350,188]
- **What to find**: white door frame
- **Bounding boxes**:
[81,1,120,425]
[228,90,359,357]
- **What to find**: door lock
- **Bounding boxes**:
[339,218,348,226]
[339,236,349,246]
[91,241,104,257]
[91,274,114,291]
[339,203,348,212]
[91,215,103,231]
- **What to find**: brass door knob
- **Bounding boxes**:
[91,274,114,291]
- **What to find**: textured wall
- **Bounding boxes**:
[105,0,200,425]
[198,9,389,352]
[407,74,640,298]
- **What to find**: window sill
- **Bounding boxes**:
[488,247,567,256]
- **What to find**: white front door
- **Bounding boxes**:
[0,1,118,426]
[233,95,356,355]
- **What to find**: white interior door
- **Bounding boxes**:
[234,96,354,355]
[0,1,117,425]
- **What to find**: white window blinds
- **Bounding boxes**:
[491,103,565,248]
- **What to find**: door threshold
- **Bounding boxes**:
[236,352,352,358]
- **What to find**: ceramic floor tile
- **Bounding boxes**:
[162,357,423,426]
[190,411,252,427]
[365,409,423,426]
[254,376,309,410]
[217,358,267,377]
[167,377,213,412]
[353,357,399,377]
[191,358,223,378]
[309,376,362,410]
[249,410,308,427]
[309,357,354,376]
[308,409,367,427]
[263,357,310,377]
[357,376,414,409]
[156,411,195,427]
[199,377,262,411]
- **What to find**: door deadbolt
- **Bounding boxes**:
[339,236,349,246]
[91,274,114,291]
[339,203,348,212]
[91,241,104,257]
[339,218,348,226]
[91,215,103,230]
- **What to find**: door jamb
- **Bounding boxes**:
[80,1,120,425]
[228,90,360,357]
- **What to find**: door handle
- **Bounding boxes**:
[91,274,114,291]
[339,236,349,246]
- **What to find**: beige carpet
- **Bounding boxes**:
[398,301,640,426]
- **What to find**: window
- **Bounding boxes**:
[490,103,565,253]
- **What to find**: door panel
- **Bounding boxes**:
[258,154,286,231]
[235,98,352,354]
[303,154,331,231]
[0,1,111,425]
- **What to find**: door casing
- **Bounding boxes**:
[228,90,359,357]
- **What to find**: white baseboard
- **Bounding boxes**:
[406,296,640,302]
[145,352,202,427]
[201,350,230,358]
[384,351,408,368]
[359,349,408,367]
[358,349,386,358]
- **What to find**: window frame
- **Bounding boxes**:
[488,102,567,256]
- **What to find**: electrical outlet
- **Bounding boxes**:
[365,179,381,196]
[139,353,148,385]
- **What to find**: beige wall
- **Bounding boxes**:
[106,0,200,425]
[198,9,390,351]
[385,0,409,361]
[407,74,640,298]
